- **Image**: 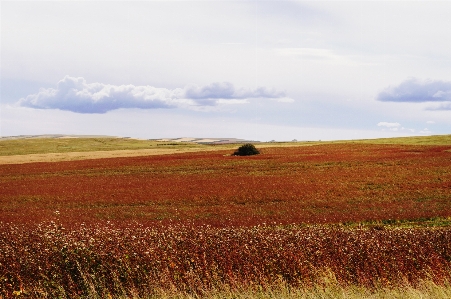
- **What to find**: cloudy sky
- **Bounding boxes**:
[2,1,451,141]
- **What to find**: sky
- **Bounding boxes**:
[1,0,451,142]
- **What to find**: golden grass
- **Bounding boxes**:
[0,147,229,165]
[0,137,209,156]
[133,268,451,298]
[0,137,231,164]
[65,278,451,299]
[259,134,451,147]
[345,134,451,145]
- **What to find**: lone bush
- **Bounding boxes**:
[233,143,260,156]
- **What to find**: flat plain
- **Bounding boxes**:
[1,135,451,298]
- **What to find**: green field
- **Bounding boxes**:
[1,134,451,156]
[0,137,212,156]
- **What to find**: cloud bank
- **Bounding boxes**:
[18,76,289,114]
[377,78,451,110]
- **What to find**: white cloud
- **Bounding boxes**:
[426,120,436,124]
[215,99,249,105]
[18,76,290,114]
[276,48,350,64]
[419,128,432,134]
[377,122,418,133]
[377,122,406,132]
[274,97,295,103]
[377,122,401,128]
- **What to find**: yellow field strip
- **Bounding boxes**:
[0,143,315,165]
[0,147,227,165]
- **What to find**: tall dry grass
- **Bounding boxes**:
[2,222,451,298]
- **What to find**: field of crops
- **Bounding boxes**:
[1,139,451,297]
[1,143,451,226]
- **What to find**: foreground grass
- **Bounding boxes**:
[2,222,450,298]
[140,281,451,299]
[13,277,451,299]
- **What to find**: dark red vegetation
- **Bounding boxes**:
[1,143,451,297]
[1,144,451,226]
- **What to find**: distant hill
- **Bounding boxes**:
[0,134,116,141]
[153,137,259,145]
[0,135,259,145]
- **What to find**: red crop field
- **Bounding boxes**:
[1,143,451,297]
[1,143,451,226]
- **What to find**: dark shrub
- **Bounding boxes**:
[233,143,260,156]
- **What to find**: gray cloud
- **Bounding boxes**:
[184,82,235,99]
[377,78,451,104]
[184,82,286,100]
[18,76,289,113]
[427,102,451,111]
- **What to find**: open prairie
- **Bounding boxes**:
[1,136,451,298]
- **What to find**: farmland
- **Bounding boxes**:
[1,136,451,298]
